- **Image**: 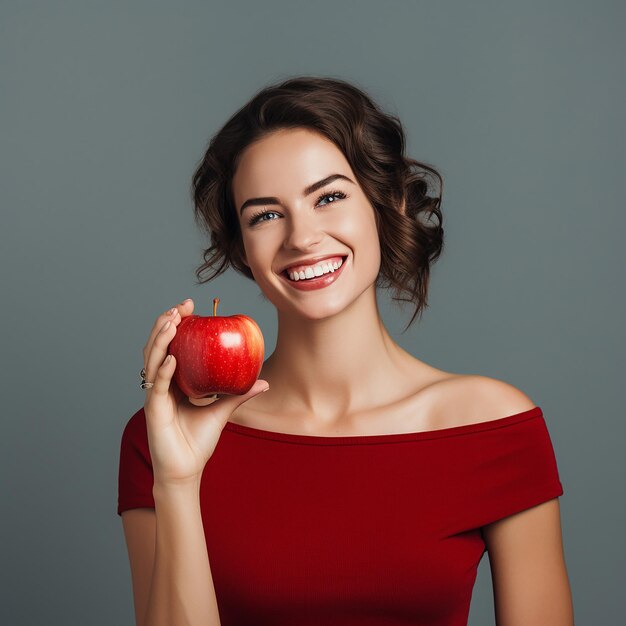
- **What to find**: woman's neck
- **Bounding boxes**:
[260,287,421,424]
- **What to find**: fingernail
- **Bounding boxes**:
[262,386,270,393]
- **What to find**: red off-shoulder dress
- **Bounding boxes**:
[118,405,564,626]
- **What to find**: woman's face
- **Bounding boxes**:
[232,127,382,320]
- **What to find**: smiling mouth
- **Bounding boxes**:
[281,255,348,280]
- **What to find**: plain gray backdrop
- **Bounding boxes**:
[2,1,624,624]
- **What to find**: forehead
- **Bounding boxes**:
[232,128,350,203]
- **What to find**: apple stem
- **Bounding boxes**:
[213,297,220,316]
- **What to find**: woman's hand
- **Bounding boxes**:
[141,298,269,487]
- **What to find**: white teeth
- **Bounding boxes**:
[287,258,343,281]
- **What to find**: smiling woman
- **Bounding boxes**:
[118,75,572,626]
[190,75,444,331]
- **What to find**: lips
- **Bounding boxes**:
[281,255,347,278]
[279,253,348,291]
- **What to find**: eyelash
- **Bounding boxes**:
[247,190,348,226]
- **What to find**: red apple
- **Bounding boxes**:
[167,297,265,399]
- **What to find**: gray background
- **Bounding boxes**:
[2,1,624,624]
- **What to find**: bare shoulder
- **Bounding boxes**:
[424,373,537,427]
[460,374,537,415]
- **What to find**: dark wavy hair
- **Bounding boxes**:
[190,75,444,332]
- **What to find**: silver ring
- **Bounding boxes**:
[140,367,154,390]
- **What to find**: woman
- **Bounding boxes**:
[118,76,574,625]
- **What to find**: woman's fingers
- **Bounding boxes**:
[143,316,178,404]
[142,299,194,365]
[143,308,178,362]
[151,351,176,399]
[202,379,270,426]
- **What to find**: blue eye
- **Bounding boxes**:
[247,190,348,226]
[247,209,280,226]
[315,190,347,206]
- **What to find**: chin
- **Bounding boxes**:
[268,293,347,320]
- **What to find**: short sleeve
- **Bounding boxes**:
[445,409,564,534]
[117,406,155,516]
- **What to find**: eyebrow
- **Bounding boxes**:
[239,173,355,216]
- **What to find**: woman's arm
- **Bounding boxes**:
[122,509,156,626]
[123,480,222,626]
[482,498,574,626]
[460,376,575,624]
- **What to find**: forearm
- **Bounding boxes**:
[143,481,221,626]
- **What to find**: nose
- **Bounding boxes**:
[282,210,324,251]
